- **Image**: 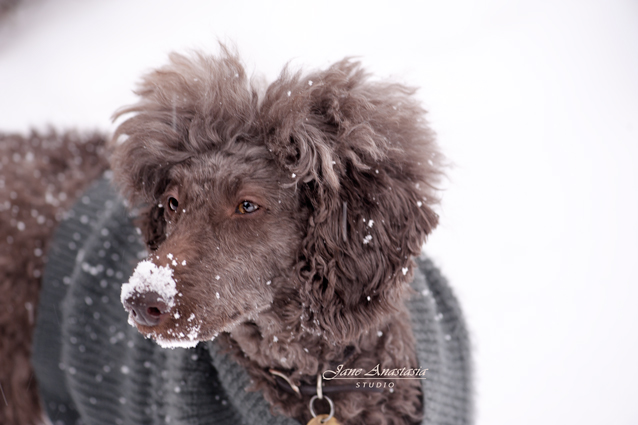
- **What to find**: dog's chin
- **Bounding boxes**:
[151,329,220,349]
[131,320,218,349]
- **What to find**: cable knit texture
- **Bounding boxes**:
[32,176,472,425]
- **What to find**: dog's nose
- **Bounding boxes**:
[123,291,169,327]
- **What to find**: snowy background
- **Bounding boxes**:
[1,0,637,424]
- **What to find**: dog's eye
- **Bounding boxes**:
[167,196,179,212]
[236,201,259,214]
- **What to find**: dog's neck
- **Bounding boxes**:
[227,304,392,382]
[228,310,332,377]
[223,294,421,424]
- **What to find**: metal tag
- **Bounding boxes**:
[306,414,341,425]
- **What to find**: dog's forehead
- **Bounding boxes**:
[172,143,283,194]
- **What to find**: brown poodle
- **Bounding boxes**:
[0,49,469,425]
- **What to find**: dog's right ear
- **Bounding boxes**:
[110,61,189,253]
[262,60,443,343]
[111,48,254,251]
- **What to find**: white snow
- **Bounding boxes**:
[120,260,177,308]
[152,323,208,349]
[363,235,372,244]
[154,336,198,349]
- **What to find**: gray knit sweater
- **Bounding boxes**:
[32,177,472,425]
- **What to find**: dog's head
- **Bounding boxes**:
[112,48,442,348]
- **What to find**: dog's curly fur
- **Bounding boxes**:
[0,131,109,425]
[1,48,443,425]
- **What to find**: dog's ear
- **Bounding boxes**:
[110,49,255,251]
[262,60,443,342]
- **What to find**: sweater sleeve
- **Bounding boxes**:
[32,176,148,424]
[32,176,129,424]
[409,256,474,425]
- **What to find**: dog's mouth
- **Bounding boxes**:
[141,318,211,349]
[123,300,263,349]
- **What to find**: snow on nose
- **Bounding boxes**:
[121,260,177,325]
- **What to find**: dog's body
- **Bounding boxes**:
[0,50,472,425]
[0,131,109,425]
[31,183,470,425]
